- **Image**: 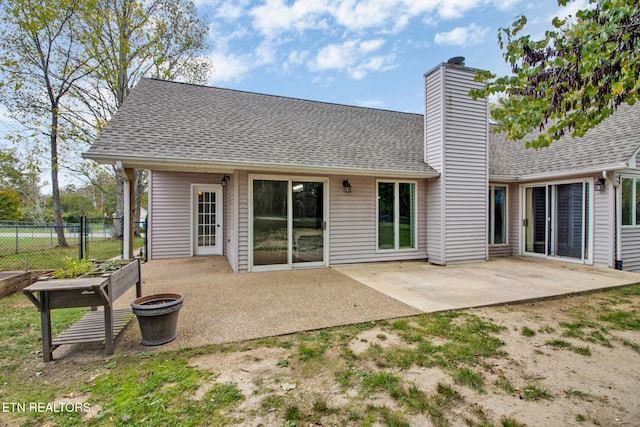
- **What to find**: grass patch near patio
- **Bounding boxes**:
[1,285,639,426]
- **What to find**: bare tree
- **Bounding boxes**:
[0,0,98,245]
[72,0,211,236]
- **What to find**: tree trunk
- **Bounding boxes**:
[50,108,68,248]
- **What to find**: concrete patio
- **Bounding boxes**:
[335,257,640,312]
[91,256,637,357]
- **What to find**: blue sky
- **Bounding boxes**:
[0,0,591,190]
[195,0,590,113]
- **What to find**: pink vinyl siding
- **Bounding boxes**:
[329,176,427,266]
[149,171,225,260]
[233,172,428,272]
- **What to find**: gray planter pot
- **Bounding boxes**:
[131,293,184,345]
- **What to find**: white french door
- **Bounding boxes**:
[192,184,223,256]
[522,181,591,263]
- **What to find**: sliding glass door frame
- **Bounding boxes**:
[520,179,594,265]
[249,174,329,272]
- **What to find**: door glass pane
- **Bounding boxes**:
[253,180,288,266]
[493,186,507,244]
[399,183,416,249]
[584,182,590,259]
[636,179,640,225]
[197,191,216,247]
[622,178,633,225]
[525,186,547,254]
[555,183,584,259]
[378,182,395,249]
[292,181,324,263]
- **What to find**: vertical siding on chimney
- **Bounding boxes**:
[424,63,489,265]
[424,66,445,264]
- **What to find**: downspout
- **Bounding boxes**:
[116,161,131,260]
[608,170,623,270]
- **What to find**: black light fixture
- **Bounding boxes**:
[221,174,230,187]
[342,179,352,193]
[595,177,605,191]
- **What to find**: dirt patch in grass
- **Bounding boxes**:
[1,286,639,426]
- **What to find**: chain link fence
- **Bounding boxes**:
[0,217,146,271]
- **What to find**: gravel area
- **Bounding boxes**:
[110,257,422,353]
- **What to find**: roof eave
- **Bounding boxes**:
[490,163,630,183]
[82,153,440,179]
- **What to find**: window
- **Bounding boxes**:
[377,181,416,250]
[621,177,640,226]
[489,185,507,245]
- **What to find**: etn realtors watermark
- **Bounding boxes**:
[2,401,91,413]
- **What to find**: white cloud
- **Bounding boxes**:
[248,0,502,39]
[312,40,357,71]
[356,99,385,109]
[216,1,247,20]
[200,0,531,85]
[250,0,329,37]
[208,51,253,84]
[254,39,279,65]
[309,38,395,79]
[434,23,489,46]
[548,0,594,24]
[490,0,523,11]
[331,0,408,31]
[402,0,483,20]
[360,39,385,53]
[283,50,310,71]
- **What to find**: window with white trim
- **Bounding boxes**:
[377,181,417,250]
[622,177,640,226]
[489,185,507,245]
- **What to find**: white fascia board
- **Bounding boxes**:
[83,154,440,179]
[490,163,630,183]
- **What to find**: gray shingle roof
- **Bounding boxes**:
[490,102,640,179]
[85,78,640,179]
[84,78,436,176]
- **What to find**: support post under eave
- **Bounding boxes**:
[116,162,136,260]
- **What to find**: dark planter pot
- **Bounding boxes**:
[131,293,184,346]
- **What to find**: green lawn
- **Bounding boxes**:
[2,285,638,426]
[0,238,144,271]
[378,223,415,249]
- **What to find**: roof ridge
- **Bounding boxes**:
[144,77,423,117]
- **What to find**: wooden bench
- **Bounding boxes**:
[23,259,141,362]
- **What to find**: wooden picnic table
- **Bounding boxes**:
[23,259,141,362]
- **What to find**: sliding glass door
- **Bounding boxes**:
[252,180,288,267]
[251,177,326,270]
[292,181,324,264]
[523,182,591,262]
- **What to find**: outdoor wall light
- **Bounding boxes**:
[595,177,605,191]
[343,179,352,193]
[221,174,230,187]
